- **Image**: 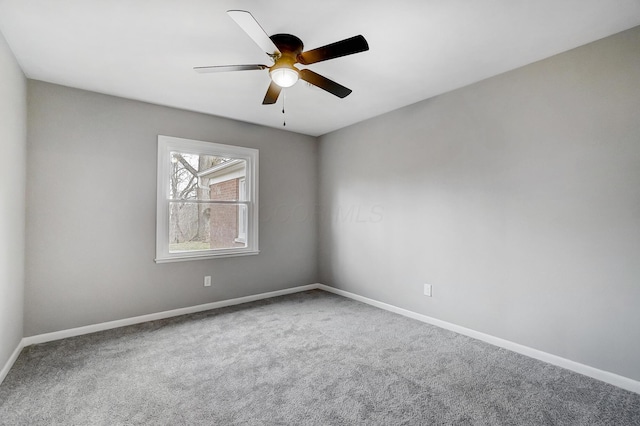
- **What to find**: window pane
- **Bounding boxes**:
[169,152,247,202]
[169,202,249,252]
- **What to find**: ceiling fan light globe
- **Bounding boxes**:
[270,67,299,88]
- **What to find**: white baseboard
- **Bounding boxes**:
[316,284,640,395]
[6,282,639,395]
[0,339,25,385]
[22,284,319,347]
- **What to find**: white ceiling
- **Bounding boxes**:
[1,0,640,136]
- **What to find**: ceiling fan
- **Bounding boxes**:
[194,10,369,105]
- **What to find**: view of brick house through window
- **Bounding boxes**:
[169,152,247,252]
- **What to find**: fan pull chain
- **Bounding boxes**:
[282,91,286,127]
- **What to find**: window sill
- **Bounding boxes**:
[155,250,260,263]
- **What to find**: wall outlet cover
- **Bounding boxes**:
[423,284,432,297]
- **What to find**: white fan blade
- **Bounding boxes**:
[227,10,281,57]
[194,64,268,73]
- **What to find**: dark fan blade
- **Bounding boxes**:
[262,81,282,104]
[227,10,281,57]
[297,35,369,65]
[194,64,268,73]
[299,69,352,98]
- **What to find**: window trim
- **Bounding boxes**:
[155,135,259,263]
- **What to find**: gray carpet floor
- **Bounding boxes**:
[1,290,639,425]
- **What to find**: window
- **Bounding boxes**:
[156,135,258,263]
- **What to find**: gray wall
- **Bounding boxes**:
[25,81,318,336]
[318,27,640,380]
[0,31,26,369]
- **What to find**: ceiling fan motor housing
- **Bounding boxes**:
[268,34,304,87]
[270,33,304,57]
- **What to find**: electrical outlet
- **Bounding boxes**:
[204,276,211,287]
[423,283,432,297]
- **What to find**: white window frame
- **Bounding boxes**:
[235,178,247,244]
[155,135,259,263]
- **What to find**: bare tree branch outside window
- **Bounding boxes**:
[169,152,230,250]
